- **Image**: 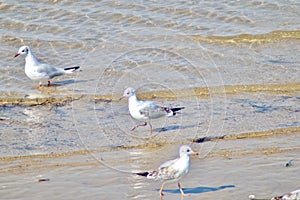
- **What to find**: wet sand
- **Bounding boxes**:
[1,85,299,199]
[0,131,299,200]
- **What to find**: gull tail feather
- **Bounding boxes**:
[136,171,157,179]
[163,107,185,116]
[64,66,80,74]
[170,107,185,113]
[136,172,149,177]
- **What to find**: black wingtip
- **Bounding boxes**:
[171,107,185,112]
[163,106,185,116]
[136,172,149,177]
[64,66,80,71]
[170,107,185,116]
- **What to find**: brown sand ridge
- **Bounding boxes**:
[1,83,299,106]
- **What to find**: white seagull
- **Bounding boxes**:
[120,87,184,134]
[137,145,198,198]
[271,188,300,200]
[14,46,80,87]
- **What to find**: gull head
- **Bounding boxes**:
[14,46,30,57]
[119,87,136,100]
[179,145,198,157]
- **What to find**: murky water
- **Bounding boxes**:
[0,0,299,199]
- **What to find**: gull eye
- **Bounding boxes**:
[187,149,190,152]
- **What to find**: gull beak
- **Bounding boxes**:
[14,53,20,58]
[191,150,199,156]
[119,96,125,101]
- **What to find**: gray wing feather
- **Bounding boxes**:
[36,63,65,79]
[138,100,165,119]
[147,158,179,180]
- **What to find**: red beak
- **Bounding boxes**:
[14,53,20,58]
[119,96,125,101]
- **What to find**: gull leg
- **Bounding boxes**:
[48,80,58,87]
[149,121,153,135]
[178,182,185,197]
[159,182,166,197]
[131,122,147,131]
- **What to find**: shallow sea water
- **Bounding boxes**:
[0,0,299,199]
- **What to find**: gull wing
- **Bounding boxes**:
[36,62,65,79]
[137,100,166,119]
[147,158,179,180]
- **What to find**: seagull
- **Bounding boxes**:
[119,87,184,134]
[14,46,80,87]
[136,145,198,198]
[271,188,300,200]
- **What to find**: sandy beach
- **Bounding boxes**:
[0,0,299,199]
